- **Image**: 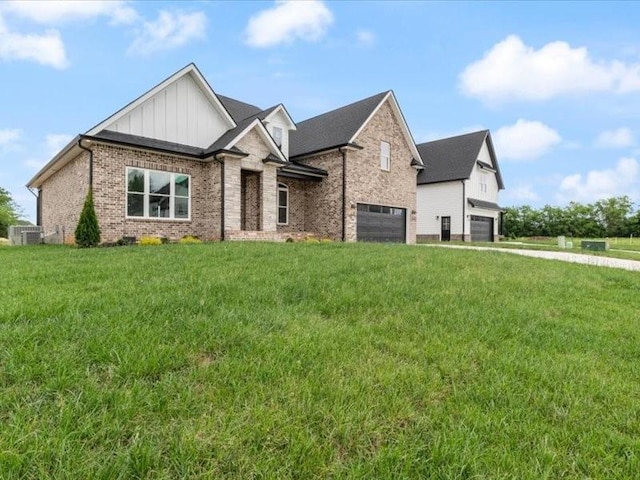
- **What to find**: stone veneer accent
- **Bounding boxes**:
[232,127,278,233]
[40,151,90,243]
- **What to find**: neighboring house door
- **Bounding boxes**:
[470,215,494,242]
[441,216,451,241]
[356,203,406,243]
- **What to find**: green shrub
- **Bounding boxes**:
[179,235,202,244]
[75,188,101,248]
[139,236,163,246]
[0,237,9,246]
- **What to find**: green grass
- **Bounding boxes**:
[1,242,640,478]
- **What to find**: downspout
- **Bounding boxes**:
[461,180,466,242]
[27,187,40,226]
[77,138,93,188]
[339,147,347,242]
[214,154,225,241]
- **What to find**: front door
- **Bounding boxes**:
[441,216,451,241]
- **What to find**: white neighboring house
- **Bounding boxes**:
[416,130,505,242]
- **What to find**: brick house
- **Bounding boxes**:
[27,63,424,244]
[416,130,505,242]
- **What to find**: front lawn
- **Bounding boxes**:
[1,243,639,478]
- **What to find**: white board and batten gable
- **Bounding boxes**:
[86,64,236,149]
[467,139,500,203]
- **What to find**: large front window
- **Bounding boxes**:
[126,167,190,219]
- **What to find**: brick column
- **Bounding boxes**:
[261,164,277,232]
[224,158,241,232]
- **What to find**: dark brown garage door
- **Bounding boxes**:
[470,215,494,242]
[357,204,406,243]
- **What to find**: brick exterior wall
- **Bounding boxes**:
[276,177,311,234]
[294,99,418,243]
[92,143,221,242]
[345,100,417,244]
[40,151,90,243]
[234,128,278,232]
[241,170,261,231]
[297,152,344,241]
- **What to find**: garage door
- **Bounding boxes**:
[470,215,494,242]
[357,204,406,243]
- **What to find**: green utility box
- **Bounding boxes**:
[581,240,609,251]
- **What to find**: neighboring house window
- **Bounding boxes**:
[380,141,390,171]
[273,126,283,147]
[126,167,190,219]
[277,182,288,225]
[480,173,488,193]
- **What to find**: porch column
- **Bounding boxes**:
[224,158,242,232]
[261,164,277,232]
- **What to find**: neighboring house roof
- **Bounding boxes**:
[468,198,504,211]
[416,130,504,189]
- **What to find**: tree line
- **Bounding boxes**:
[504,196,640,238]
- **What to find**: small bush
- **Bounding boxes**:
[304,237,320,244]
[139,236,163,246]
[116,237,136,246]
[320,238,333,244]
[0,237,9,246]
[75,188,101,248]
[179,235,202,244]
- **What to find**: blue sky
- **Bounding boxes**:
[2,0,640,222]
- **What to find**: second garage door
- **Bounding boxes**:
[357,204,406,243]
[470,215,494,242]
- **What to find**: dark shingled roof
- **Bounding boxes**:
[91,130,204,157]
[289,91,389,158]
[468,198,504,211]
[416,130,504,189]
[217,95,262,122]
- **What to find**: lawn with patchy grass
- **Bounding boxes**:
[1,242,639,478]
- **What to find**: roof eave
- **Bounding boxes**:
[26,134,82,188]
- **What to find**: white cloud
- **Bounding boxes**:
[356,29,375,47]
[1,0,138,25]
[595,127,635,148]
[507,184,540,202]
[0,15,68,68]
[460,35,640,103]
[45,133,73,154]
[0,128,22,147]
[22,133,73,171]
[494,119,561,161]
[128,10,207,55]
[559,157,639,202]
[246,0,333,48]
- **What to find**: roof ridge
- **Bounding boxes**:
[417,129,488,146]
[296,90,390,125]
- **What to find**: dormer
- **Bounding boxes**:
[261,105,296,159]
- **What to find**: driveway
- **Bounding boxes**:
[419,244,640,272]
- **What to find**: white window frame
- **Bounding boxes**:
[272,126,283,147]
[125,167,191,221]
[277,182,289,225]
[480,172,488,193]
[380,141,390,171]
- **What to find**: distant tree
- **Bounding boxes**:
[566,201,601,238]
[594,196,633,237]
[0,186,21,238]
[75,188,101,247]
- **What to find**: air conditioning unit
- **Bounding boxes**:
[22,231,42,245]
[9,225,43,245]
